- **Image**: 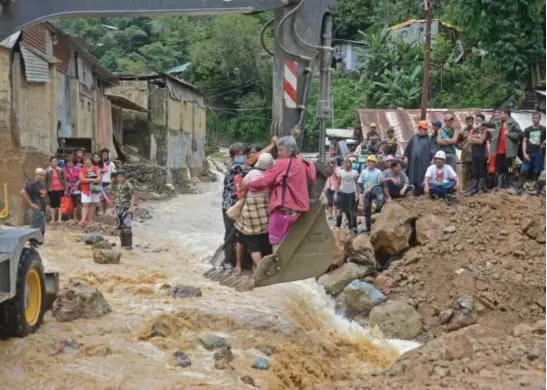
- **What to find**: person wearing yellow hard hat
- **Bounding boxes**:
[403,120,436,196]
[365,122,380,143]
[357,154,383,233]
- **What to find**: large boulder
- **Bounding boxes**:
[368,300,422,340]
[343,280,386,316]
[370,202,416,256]
[92,249,121,264]
[415,214,444,245]
[331,228,354,268]
[318,263,371,296]
[52,281,111,322]
[347,234,378,269]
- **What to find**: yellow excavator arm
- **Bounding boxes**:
[0,0,336,289]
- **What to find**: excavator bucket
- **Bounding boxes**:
[203,201,334,289]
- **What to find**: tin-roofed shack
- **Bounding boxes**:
[108,73,206,185]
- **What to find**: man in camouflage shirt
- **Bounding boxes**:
[111,170,137,249]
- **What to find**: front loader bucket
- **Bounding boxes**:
[44,272,59,310]
[254,201,334,288]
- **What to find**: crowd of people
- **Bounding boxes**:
[20,148,137,249]
[327,110,545,233]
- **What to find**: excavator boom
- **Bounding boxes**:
[0,0,336,289]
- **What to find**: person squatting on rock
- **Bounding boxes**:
[111,170,137,250]
[233,153,274,274]
[436,114,460,172]
[463,113,489,196]
[380,159,414,202]
[20,168,48,243]
[358,155,383,234]
[242,136,316,252]
[486,108,522,191]
[509,112,546,196]
[333,156,359,232]
[423,151,460,206]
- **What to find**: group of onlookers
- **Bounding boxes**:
[20,148,137,249]
[327,110,545,233]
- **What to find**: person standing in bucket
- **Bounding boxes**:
[424,151,460,205]
[111,170,137,250]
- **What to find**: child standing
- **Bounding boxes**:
[111,170,137,249]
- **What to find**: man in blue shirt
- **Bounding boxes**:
[358,155,383,233]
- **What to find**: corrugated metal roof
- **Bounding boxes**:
[20,44,50,83]
[389,19,458,31]
[326,128,354,138]
[356,109,547,155]
[0,31,21,49]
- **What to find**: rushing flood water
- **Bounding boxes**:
[0,166,420,389]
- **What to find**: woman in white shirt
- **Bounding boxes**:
[334,157,359,232]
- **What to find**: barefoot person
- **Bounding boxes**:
[79,156,102,225]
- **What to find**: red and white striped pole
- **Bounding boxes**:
[283,60,298,108]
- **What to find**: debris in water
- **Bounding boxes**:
[92,249,122,264]
[199,334,229,351]
[256,345,275,356]
[174,350,191,368]
[169,285,202,298]
[455,268,465,275]
[80,344,112,357]
[213,345,233,370]
[51,339,81,355]
[83,233,105,245]
[240,375,257,387]
[252,357,269,370]
[51,282,111,322]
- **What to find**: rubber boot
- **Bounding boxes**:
[120,230,127,248]
[464,180,478,196]
[123,230,133,249]
[508,176,524,195]
[478,178,486,195]
[335,213,343,228]
[363,217,371,233]
[495,174,506,191]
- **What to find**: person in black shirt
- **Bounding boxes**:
[20,168,47,240]
[510,112,546,195]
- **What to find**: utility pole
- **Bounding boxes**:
[420,0,432,120]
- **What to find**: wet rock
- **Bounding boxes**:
[318,263,371,296]
[241,375,257,387]
[51,339,81,355]
[331,228,354,268]
[415,215,444,244]
[92,249,121,264]
[343,280,387,315]
[253,357,269,370]
[369,301,422,340]
[83,233,105,245]
[199,334,229,351]
[346,234,378,269]
[52,283,111,322]
[370,202,416,256]
[213,346,233,362]
[174,350,191,368]
[91,241,114,250]
[169,285,202,298]
[443,225,456,234]
[439,309,454,325]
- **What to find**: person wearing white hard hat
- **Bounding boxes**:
[424,150,459,205]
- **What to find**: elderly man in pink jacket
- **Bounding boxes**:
[240,135,317,250]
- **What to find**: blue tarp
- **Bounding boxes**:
[167,62,191,74]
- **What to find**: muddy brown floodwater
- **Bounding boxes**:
[0,176,420,389]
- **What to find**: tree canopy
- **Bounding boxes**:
[55,0,546,151]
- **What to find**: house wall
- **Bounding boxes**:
[0,47,12,152]
[390,20,440,45]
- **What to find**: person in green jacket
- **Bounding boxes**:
[485,108,522,190]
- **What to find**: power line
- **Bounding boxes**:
[207,106,272,122]
[204,80,261,99]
